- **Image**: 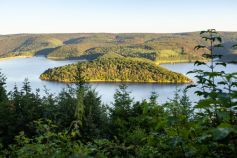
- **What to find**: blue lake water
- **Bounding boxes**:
[0,57,236,105]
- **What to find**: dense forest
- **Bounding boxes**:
[0,30,237,157]
[40,54,191,83]
[0,32,237,63]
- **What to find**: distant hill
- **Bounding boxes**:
[0,32,237,63]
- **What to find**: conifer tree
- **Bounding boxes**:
[0,71,7,102]
[70,63,86,133]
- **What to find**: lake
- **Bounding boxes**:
[0,57,236,105]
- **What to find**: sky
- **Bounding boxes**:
[0,0,237,34]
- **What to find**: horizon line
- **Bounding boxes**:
[1,30,237,36]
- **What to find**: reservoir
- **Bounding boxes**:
[0,57,236,104]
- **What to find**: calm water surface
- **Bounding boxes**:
[0,57,236,104]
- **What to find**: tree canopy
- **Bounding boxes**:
[40,55,191,83]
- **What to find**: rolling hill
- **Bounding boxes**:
[0,32,237,63]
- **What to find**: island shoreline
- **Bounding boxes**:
[0,55,209,65]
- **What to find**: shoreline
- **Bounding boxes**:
[0,55,207,64]
[48,56,208,64]
[40,78,192,84]
[0,55,33,61]
[1,56,234,66]
[156,59,208,65]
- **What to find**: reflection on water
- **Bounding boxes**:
[0,57,236,104]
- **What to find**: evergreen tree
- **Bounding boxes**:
[110,84,133,139]
[149,91,158,106]
[0,71,7,102]
[83,89,108,139]
[56,86,77,128]
[0,71,10,146]
[70,63,86,134]
[21,78,31,95]
[113,84,133,109]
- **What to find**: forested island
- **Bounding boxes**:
[40,54,191,83]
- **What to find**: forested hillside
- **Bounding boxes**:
[40,55,191,83]
[1,32,237,63]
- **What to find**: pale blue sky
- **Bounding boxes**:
[0,0,237,34]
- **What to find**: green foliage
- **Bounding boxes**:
[0,75,108,146]
[186,29,237,157]
[0,71,7,102]
[1,30,237,157]
[40,56,191,83]
[110,84,133,139]
[83,89,108,139]
[8,120,99,158]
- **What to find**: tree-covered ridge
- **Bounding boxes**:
[1,32,237,63]
[46,45,83,59]
[40,56,191,83]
